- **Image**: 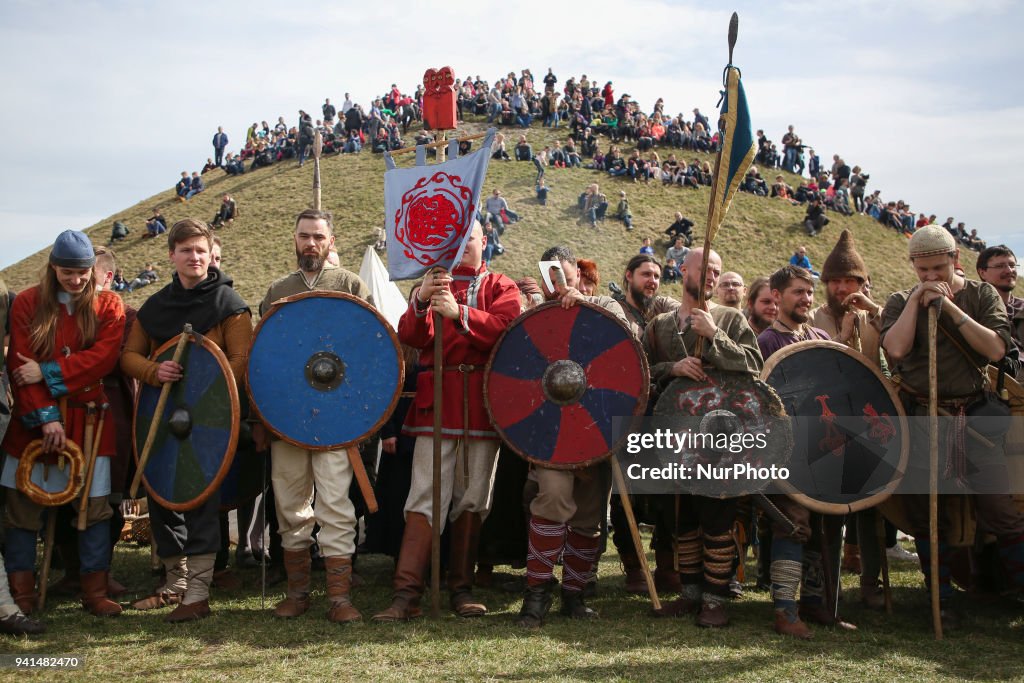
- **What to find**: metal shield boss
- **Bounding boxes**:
[654,368,791,496]
[247,292,403,451]
[761,340,910,514]
[133,330,240,512]
[485,301,649,469]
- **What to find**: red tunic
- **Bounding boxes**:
[398,264,519,440]
[2,287,125,464]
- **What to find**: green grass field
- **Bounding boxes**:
[0,537,1020,682]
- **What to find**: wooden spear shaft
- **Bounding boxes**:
[77,403,108,530]
[928,304,943,640]
[130,325,192,499]
[611,455,661,611]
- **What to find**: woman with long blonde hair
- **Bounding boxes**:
[2,230,126,618]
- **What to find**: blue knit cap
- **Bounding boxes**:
[49,230,95,268]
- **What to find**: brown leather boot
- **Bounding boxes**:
[448,513,487,617]
[654,548,682,594]
[80,571,122,617]
[274,549,311,618]
[8,572,37,615]
[372,512,432,622]
[131,591,181,610]
[325,557,361,624]
[773,608,812,640]
[617,541,647,594]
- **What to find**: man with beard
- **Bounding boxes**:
[122,220,251,622]
[642,249,762,627]
[976,245,1023,380]
[807,230,890,608]
[883,226,1022,629]
[611,254,679,336]
[758,265,854,639]
[374,221,520,622]
[609,254,680,592]
[745,276,777,336]
[516,246,629,629]
[252,209,372,624]
[715,272,746,309]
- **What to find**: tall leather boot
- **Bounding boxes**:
[614,532,646,594]
[448,512,486,617]
[7,572,37,616]
[273,549,311,618]
[325,557,361,623]
[372,512,432,622]
[80,571,122,617]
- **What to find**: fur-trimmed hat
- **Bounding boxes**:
[820,229,868,282]
[908,224,956,259]
[49,230,95,269]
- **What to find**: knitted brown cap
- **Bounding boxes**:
[820,229,868,282]
[908,224,956,259]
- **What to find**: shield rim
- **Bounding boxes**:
[132,331,240,512]
[484,300,649,471]
[760,338,910,515]
[246,291,404,451]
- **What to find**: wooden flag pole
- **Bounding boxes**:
[312,130,323,210]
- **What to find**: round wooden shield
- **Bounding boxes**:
[133,331,240,512]
[484,301,649,470]
[653,369,792,496]
[761,340,910,515]
[247,291,403,451]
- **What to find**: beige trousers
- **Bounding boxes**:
[403,437,499,532]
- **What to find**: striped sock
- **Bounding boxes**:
[526,517,566,588]
[562,530,600,593]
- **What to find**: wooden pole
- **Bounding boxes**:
[36,512,57,611]
[312,130,323,210]
[611,455,661,611]
[77,403,107,530]
[877,512,893,614]
[346,446,378,514]
[389,131,486,157]
[927,304,943,640]
[130,325,192,498]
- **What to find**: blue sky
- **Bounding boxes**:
[1,0,1020,271]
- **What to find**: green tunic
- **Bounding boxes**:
[259,263,372,317]
[642,303,763,392]
[880,279,1010,399]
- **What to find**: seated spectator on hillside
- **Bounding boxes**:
[224,153,245,176]
[343,130,362,154]
[491,133,510,161]
[563,140,581,168]
[514,135,533,161]
[613,191,634,230]
[665,212,694,245]
[185,171,205,200]
[485,189,520,230]
[144,209,167,238]
[579,183,607,228]
[666,236,690,266]
[789,246,820,277]
[965,228,986,251]
[108,220,130,245]
[771,175,799,205]
[111,269,127,292]
[201,158,218,174]
[211,194,237,229]
[663,257,681,284]
[864,190,883,219]
[639,236,655,256]
[742,167,768,196]
[581,128,598,157]
[804,198,828,236]
[549,144,566,168]
[536,178,549,206]
[126,263,159,292]
[175,171,191,201]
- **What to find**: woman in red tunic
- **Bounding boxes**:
[1,230,125,617]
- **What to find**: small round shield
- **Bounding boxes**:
[485,301,649,470]
[133,331,240,512]
[653,370,791,495]
[761,340,910,515]
[247,292,403,451]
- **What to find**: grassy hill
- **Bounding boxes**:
[2,118,1017,308]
